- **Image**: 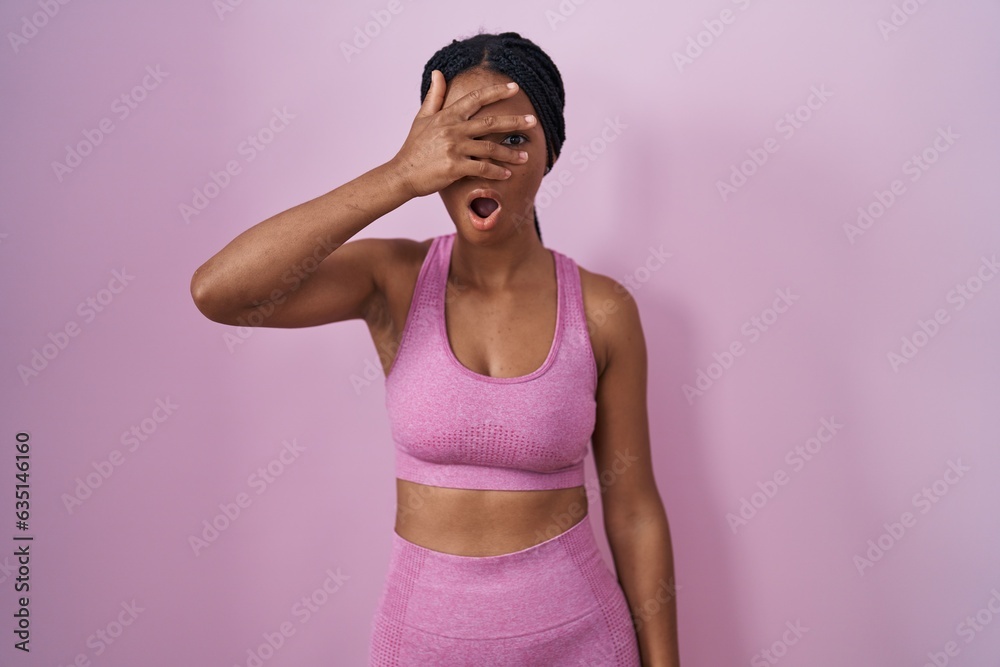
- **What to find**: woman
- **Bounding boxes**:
[190,31,679,667]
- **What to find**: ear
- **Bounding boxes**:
[545,144,559,175]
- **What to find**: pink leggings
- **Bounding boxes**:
[368,514,641,666]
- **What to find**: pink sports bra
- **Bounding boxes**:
[384,232,598,491]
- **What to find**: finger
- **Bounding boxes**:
[462,138,527,165]
[446,81,519,120]
[461,156,511,181]
[464,113,537,137]
[417,69,445,118]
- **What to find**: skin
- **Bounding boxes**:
[392,66,587,555]
[190,65,680,666]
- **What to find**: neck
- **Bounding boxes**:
[449,226,548,293]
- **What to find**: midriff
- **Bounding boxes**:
[394,478,589,557]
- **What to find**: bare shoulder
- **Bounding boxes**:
[367,236,433,285]
[350,235,429,265]
[340,235,427,293]
[575,261,645,380]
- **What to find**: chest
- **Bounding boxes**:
[443,281,559,379]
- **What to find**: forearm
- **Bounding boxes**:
[191,159,412,315]
[606,506,681,667]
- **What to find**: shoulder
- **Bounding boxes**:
[364,235,434,264]
[572,259,645,380]
[365,236,435,289]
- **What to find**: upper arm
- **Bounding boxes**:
[211,236,403,329]
[588,275,663,528]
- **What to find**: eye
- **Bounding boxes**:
[500,134,528,147]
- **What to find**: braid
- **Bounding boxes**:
[419,31,566,243]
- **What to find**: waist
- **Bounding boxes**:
[394,478,590,557]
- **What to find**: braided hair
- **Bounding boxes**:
[419,31,566,243]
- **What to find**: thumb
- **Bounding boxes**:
[417,69,445,118]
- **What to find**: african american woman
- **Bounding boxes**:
[190,30,680,667]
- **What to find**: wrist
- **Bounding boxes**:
[383,156,418,201]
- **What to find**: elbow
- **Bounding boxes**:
[190,267,233,324]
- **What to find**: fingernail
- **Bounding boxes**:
[507,82,517,90]
[518,151,528,160]
[524,114,535,123]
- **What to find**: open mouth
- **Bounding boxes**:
[465,188,503,231]
[470,197,499,219]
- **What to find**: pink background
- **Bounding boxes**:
[3,1,999,665]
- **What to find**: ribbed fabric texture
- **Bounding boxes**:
[369,515,641,666]
[384,232,598,491]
